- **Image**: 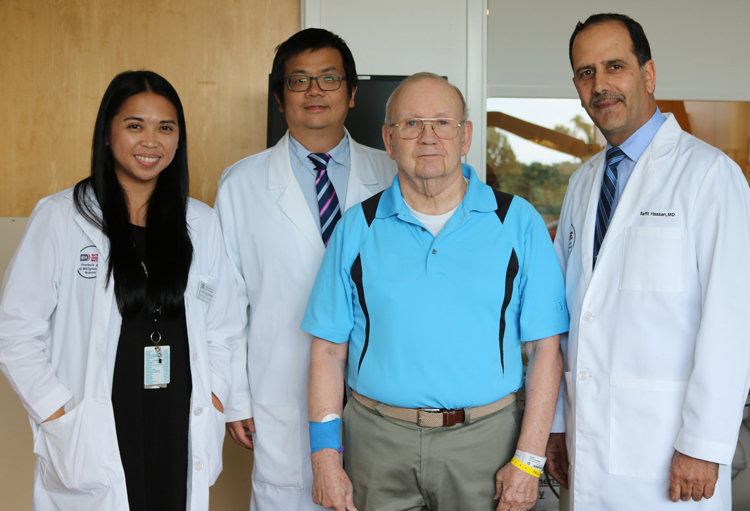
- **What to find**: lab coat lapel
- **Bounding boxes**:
[344,135,380,209]
[269,132,326,258]
[580,151,606,285]
[598,156,659,258]
[597,117,680,261]
[73,205,110,261]
[72,200,115,399]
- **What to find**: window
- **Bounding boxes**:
[487,98,750,239]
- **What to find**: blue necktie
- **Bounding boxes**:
[593,147,625,268]
[308,153,342,247]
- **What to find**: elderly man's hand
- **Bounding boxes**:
[494,461,539,511]
[311,449,357,511]
[545,433,569,489]
[668,451,719,502]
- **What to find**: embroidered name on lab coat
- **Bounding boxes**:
[640,211,676,217]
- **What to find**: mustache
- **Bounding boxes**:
[590,91,625,109]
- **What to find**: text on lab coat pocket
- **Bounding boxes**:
[620,226,686,292]
[608,376,687,479]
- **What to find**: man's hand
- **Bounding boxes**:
[545,433,569,489]
[494,461,540,511]
[311,448,357,511]
[668,451,719,502]
[226,418,255,450]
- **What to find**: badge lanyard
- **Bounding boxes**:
[141,259,170,389]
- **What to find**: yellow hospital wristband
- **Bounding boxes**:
[511,456,542,478]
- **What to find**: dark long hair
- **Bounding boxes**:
[74,70,193,317]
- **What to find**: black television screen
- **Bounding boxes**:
[267,75,408,151]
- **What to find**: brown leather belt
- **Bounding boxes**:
[351,390,516,427]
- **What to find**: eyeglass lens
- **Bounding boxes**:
[287,74,343,91]
[398,119,460,140]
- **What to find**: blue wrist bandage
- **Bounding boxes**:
[309,418,341,454]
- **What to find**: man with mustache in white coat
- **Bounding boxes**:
[545,12,750,511]
[214,28,396,511]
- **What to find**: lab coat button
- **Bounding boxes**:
[582,312,594,322]
[192,352,198,361]
[194,461,204,471]
[578,370,590,381]
[194,407,203,416]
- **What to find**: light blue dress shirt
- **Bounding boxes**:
[289,131,352,231]
[607,107,666,213]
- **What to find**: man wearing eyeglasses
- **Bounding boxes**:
[302,73,569,511]
[214,28,396,511]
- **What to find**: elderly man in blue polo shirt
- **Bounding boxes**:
[301,72,569,511]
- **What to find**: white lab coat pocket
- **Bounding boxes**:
[620,227,686,292]
[208,407,227,486]
[251,402,304,489]
[609,376,687,479]
[35,400,109,493]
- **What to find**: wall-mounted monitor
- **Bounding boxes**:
[267,75,408,151]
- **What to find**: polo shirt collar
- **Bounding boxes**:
[377,164,496,219]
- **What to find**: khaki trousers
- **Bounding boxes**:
[343,396,522,511]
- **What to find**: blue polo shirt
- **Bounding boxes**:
[301,164,569,409]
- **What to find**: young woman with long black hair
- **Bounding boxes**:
[0,70,245,510]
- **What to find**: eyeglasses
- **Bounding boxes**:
[390,118,464,140]
[285,74,346,92]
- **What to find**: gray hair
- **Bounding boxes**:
[384,72,469,125]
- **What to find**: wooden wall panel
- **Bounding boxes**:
[686,102,750,180]
[0,0,299,215]
[0,1,298,508]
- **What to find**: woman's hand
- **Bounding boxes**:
[43,407,65,423]
[211,393,224,413]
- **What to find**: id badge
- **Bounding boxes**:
[144,345,170,388]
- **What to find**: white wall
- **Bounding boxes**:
[303,0,488,179]
[488,0,750,101]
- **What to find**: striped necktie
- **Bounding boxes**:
[308,152,342,247]
[593,147,626,268]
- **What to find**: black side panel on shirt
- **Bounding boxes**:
[498,250,519,374]
[494,189,517,372]
[361,191,383,227]
[493,190,514,223]
[350,255,371,373]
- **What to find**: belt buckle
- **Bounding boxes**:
[417,408,441,427]
[417,408,465,427]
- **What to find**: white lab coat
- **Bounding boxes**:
[0,188,246,510]
[214,132,396,511]
[553,114,750,510]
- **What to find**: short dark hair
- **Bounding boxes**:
[74,70,193,316]
[569,13,652,70]
[270,28,358,106]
